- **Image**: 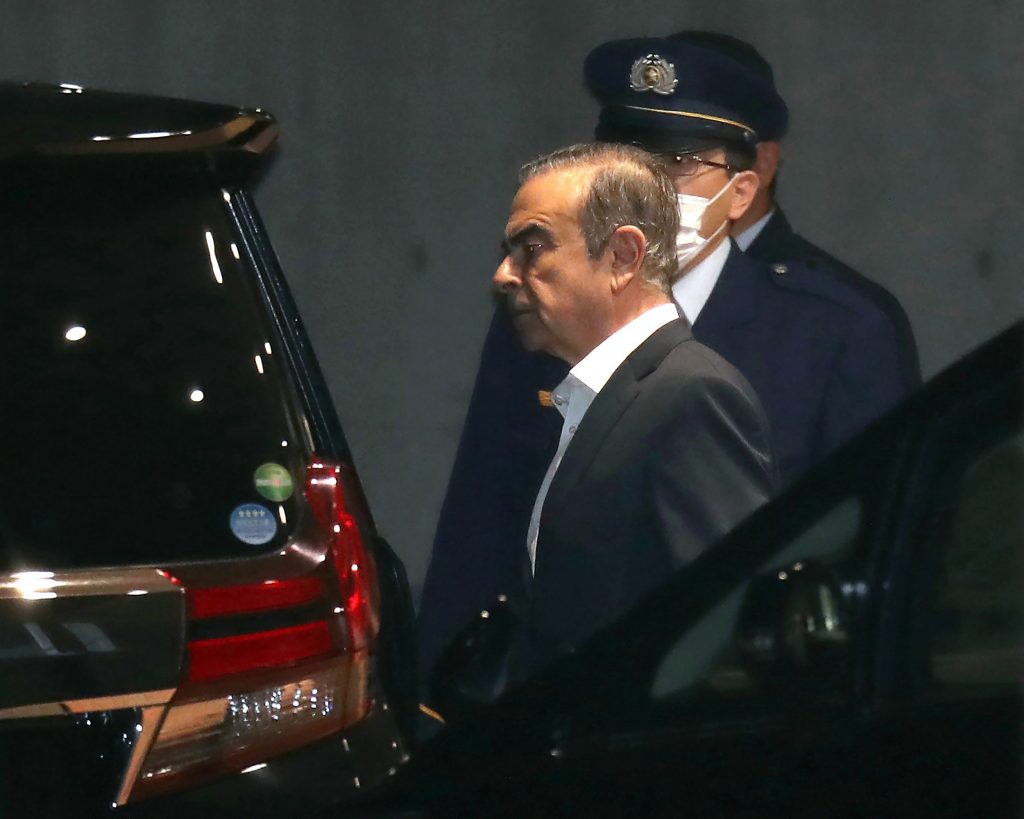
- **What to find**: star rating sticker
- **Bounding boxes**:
[238,508,269,519]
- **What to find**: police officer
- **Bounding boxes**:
[417,33,919,686]
[664,30,920,385]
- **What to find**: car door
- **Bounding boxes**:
[540,325,1023,819]
[858,339,1022,817]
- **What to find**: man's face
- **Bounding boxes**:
[493,169,611,365]
[661,148,736,237]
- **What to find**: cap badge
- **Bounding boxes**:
[629,54,678,96]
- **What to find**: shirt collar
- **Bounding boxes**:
[733,207,775,252]
[671,238,731,325]
[568,302,679,396]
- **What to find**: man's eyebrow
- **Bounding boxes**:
[501,224,551,255]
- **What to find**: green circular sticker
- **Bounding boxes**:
[254,462,294,502]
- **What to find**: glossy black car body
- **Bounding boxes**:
[0,83,415,816]
[372,322,1023,818]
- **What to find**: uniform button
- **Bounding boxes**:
[772,263,788,275]
[568,425,577,434]
[554,395,565,406]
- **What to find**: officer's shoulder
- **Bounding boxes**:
[778,233,912,324]
[758,256,894,322]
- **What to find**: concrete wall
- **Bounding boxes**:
[3,0,1020,600]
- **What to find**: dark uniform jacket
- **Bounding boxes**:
[417,214,919,682]
[747,208,920,388]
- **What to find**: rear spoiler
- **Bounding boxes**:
[0,82,277,178]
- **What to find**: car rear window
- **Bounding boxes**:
[0,166,311,570]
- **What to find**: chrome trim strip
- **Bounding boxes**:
[0,688,175,720]
[115,704,169,806]
[0,566,180,600]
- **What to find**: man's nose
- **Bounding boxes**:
[492,255,520,293]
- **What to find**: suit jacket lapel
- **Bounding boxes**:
[540,319,692,518]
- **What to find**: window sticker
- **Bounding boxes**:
[229,503,277,545]
[253,462,294,502]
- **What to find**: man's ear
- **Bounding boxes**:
[727,170,761,222]
[753,141,781,190]
[605,225,646,293]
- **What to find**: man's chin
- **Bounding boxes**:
[510,312,542,350]
[518,334,545,354]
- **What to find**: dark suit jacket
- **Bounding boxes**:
[418,230,917,682]
[526,319,775,667]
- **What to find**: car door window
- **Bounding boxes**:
[927,431,1024,693]
[652,497,863,701]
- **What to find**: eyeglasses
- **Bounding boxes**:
[656,152,738,176]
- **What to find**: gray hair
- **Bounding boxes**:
[519,143,680,292]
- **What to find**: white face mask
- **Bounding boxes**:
[676,178,733,270]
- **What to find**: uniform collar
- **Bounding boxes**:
[671,237,731,325]
[691,240,766,337]
[734,207,776,251]
[743,207,794,262]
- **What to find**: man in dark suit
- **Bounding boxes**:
[492,142,774,666]
[417,34,917,683]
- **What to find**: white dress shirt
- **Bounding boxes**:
[733,207,775,252]
[670,235,731,325]
[526,302,679,573]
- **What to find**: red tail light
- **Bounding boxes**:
[188,575,323,619]
[126,455,384,805]
[180,568,337,684]
[304,459,379,651]
[187,621,334,682]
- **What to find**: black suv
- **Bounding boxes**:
[0,83,414,816]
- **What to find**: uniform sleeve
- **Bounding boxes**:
[815,305,910,459]
[416,306,565,683]
[874,290,921,389]
[649,371,777,569]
